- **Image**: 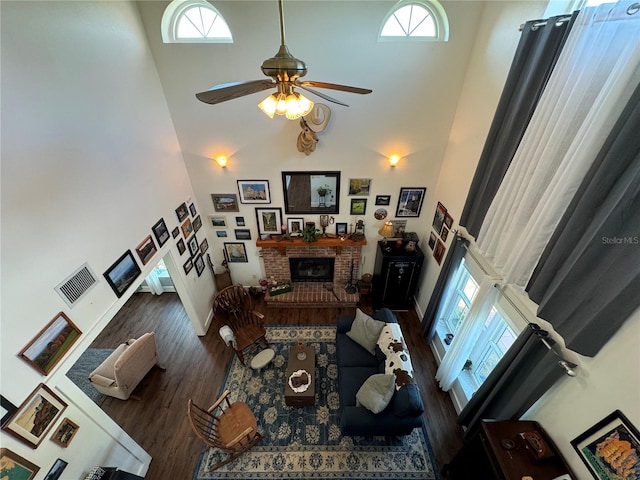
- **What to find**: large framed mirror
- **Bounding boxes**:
[282,171,341,214]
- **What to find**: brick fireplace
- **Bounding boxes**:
[256,237,366,307]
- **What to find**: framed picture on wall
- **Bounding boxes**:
[50,418,79,447]
[348,178,371,196]
[211,193,239,212]
[350,198,367,215]
[192,215,202,233]
[235,229,251,240]
[183,258,193,275]
[432,201,447,233]
[187,235,199,257]
[189,203,197,217]
[255,207,283,235]
[194,254,205,277]
[175,203,189,222]
[43,458,68,480]
[135,235,157,265]
[18,312,82,376]
[224,242,248,263]
[176,239,186,255]
[0,448,39,479]
[571,410,640,479]
[152,218,170,246]
[237,180,271,204]
[375,195,391,206]
[287,217,304,235]
[396,187,426,217]
[208,215,227,229]
[181,218,193,239]
[199,238,209,254]
[2,384,67,448]
[103,250,141,298]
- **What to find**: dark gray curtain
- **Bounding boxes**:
[421,235,467,338]
[526,82,640,357]
[459,13,577,237]
[457,323,566,439]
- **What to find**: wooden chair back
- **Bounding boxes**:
[213,285,258,330]
[187,390,262,469]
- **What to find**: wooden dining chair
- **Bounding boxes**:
[187,390,262,470]
[213,285,269,365]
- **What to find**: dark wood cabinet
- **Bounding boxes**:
[444,420,574,480]
[372,241,424,310]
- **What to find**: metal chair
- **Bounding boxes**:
[213,285,268,365]
[187,390,262,470]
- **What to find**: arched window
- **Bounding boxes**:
[379,0,449,42]
[162,0,233,43]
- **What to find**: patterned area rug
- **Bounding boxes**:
[193,326,438,479]
[66,348,112,405]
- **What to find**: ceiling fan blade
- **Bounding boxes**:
[295,84,350,107]
[299,80,372,95]
[196,80,276,105]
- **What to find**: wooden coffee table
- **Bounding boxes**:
[284,345,315,407]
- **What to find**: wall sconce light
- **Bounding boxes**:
[389,155,400,167]
[215,156,228,168]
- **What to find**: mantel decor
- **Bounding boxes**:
[282,171,340,214]
[19,312,81,375]
[256,235,366,256]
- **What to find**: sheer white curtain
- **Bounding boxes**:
[477,1,640,287]
[145,269,164,295]
[435,276,502,391]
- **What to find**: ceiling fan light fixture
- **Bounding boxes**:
[258,94,278,118]
[275,93,288,116]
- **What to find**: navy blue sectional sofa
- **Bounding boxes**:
[336,308,425,436]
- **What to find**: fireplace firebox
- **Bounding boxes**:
[289,257,335,283]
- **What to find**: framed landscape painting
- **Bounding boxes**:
[211,193,239,212]
[104,250,141,298]
[19,312,81,375]
[2,384,67,448]
[224,242,248,263]
[135,235,157,265]
[237,180,270,204]
[0,448,39,479]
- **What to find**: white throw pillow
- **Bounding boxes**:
[355,374,396,414]
[346,308,386,355]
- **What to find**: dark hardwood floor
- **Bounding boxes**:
[89,292,464,479]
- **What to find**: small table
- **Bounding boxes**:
[284,345,315,407]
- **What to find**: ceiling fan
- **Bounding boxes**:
[195,0,372,119]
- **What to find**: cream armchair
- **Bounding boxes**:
[89,332,161,400]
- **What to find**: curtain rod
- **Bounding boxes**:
[519,14,573,32]
[460,242,577,376]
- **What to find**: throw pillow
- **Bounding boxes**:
[347,308,386,355]
[356,374,396,414]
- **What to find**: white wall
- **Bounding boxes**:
[136,0,489,291]
[0,1,212,477]
[524,308,640,478]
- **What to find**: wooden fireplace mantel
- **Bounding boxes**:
[256,236,367,255]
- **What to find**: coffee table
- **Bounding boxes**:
[284,345,315,407]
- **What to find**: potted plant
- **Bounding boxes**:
[317,184,332,197]
[302,224,319,243]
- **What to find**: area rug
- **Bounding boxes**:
[193,326,439,479]
[66,348,113,405]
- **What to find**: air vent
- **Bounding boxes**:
[55,263,98,307]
